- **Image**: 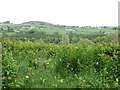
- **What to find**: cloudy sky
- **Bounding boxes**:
[0,0,119,26]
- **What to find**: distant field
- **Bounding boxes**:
[39,27,117,34]
[0,22,117,35]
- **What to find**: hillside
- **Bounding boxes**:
[0,21,118,35]
[22,21,53,26]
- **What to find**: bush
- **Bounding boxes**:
[2,38,119,88]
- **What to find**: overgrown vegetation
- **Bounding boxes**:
[1,21,120,88]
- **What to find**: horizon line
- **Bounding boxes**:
[0,21,118,27]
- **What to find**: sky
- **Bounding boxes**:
[0,0,119,26]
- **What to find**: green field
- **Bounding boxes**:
[0,21,117,35]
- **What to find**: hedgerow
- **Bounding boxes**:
[2,38,119,88]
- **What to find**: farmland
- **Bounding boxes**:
[0,21,120,88]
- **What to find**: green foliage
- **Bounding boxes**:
[61,34,69,44]
[2,38,119,88]
[1,21,119,88]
